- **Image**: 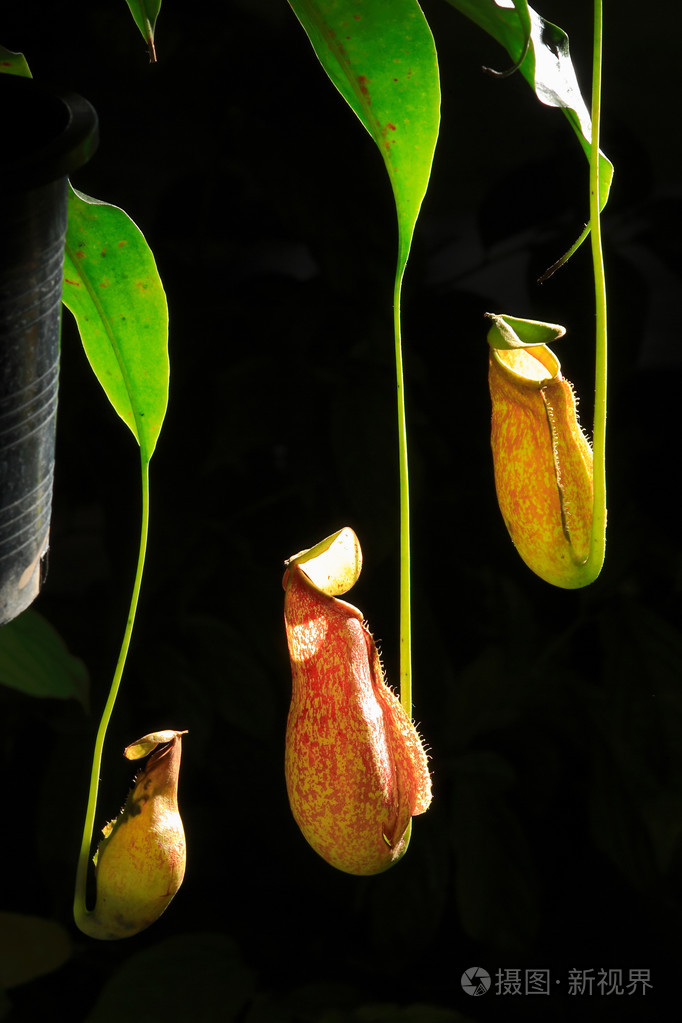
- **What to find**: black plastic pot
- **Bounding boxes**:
[1,74,98,625]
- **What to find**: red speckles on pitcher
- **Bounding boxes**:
[282,529,431,875]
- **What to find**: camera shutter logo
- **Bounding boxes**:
[461,967,491,996]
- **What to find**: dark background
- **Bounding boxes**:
[2,0,681,1019]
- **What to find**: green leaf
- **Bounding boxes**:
[290,1,440,715]
[0,610,88,705]
[288,0,440,277]
[63,186,169,462]
[445,0,613,211]
[124,0,162,60]
[0,45,32,78]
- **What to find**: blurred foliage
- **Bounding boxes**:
[0,610,88,705]
[0,913,71,989]
[1,0,681,1019]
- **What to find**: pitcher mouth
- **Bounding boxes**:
[491,344,561,389]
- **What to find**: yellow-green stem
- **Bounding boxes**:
[73,454,151,931]
[587,0,607,580]
[394,267,411,719]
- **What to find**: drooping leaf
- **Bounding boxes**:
[63,186,169,462]
[0,610,88,705]
[445,0,613,211]
[124,0,162,61]
[0,45,32,78]
[289,1,440,719]
[288,0,440,279]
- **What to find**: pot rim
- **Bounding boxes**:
[1,73,98,190]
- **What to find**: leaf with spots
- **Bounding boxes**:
[0,44,32,78]
[289,0,440,280]
[63,186,169,462]
[289,1,440,714]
